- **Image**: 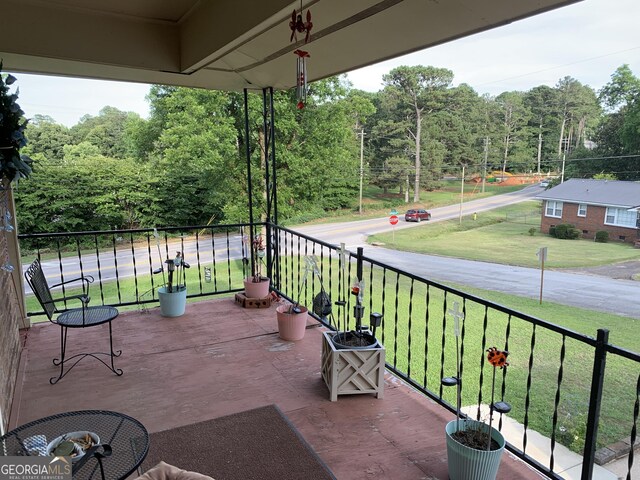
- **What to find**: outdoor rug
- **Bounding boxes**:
[140,405,336,480]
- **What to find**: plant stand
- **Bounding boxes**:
[320,331,385,401]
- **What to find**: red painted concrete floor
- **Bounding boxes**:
[10,297,543,479]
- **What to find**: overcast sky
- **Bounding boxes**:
[9,0,640,127]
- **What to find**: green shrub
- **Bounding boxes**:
[528,227,536,236]
[595,231,609,243]
[548,226,556,237]
[552,223,581,240]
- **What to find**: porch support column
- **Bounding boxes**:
[4,183,28,328]
[243,88,255,277]
[263,88,278,286]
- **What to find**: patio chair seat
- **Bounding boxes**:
[24,258,123,384]
[57,306,118,328]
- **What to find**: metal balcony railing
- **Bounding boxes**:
[19,223,640,480]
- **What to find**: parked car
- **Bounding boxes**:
[539,181,550,188]
[404,209,431,222]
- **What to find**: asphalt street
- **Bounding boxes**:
[294,185,640,319]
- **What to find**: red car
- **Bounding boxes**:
[404,209,431,222]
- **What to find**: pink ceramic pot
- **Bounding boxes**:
[276,305,308,341]
[243,277,270,298]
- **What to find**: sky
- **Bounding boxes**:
[8,0,640,128]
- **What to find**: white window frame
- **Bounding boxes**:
[577,204,587,217]
[545,201,563,218]
[604,207,637,228]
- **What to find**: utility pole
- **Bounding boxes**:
[357,129,365,214]
[459,164,465,225]
[482,136,489,193]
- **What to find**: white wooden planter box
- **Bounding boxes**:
[321,331,385,401]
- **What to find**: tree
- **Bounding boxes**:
[23,115,72,162]
[71,106,141,159]
[599,64,640,111]
[524,86,558,174]
[382,66,454,201]
[495,91,532,175]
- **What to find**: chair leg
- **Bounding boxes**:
[50,321,123,384]
[108,321,123,376]
[50,326,68,385]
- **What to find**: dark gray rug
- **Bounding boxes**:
[141,405,335,480]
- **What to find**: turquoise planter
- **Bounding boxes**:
[446,419,505,480]
[158,285,187,317]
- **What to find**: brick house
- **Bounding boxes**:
[536,179,640,244]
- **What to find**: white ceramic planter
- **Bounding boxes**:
[445,419,505,480]
[158,285,187,317]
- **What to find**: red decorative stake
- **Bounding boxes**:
[294,49,310,109]
[487,347,510,369]
[289,7,313,43]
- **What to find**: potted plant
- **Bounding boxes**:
[243,233,270,298]
[275,255,315,341]
[156,251,189,317]
[442,301,511,480]
[0,63,32,273]
[319,245,386,401]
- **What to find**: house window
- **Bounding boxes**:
[545,201,563,218]
[605,207,636,227]
[578,204,587,217]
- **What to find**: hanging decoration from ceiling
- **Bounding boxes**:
[294,49,310,109]
[289,1,313,109]
[289,2,313,44]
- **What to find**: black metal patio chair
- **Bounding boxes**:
[24,258,123,384]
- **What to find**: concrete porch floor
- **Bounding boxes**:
[9,297,544,480]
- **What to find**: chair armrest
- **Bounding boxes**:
[50,275,94,288]
[45,294,91,307]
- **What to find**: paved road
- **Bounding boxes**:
[294,185,640,319]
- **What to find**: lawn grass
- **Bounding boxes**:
[369,201,640,268]
[290,183,527,225]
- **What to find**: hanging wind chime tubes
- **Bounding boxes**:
[289,2,313,109]
[294,49,310,109]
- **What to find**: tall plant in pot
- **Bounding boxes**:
[243,232,270,298]
[442,301,512,480]
[275,255,316,341]
[152,230,190,317]
[319,245,386,401]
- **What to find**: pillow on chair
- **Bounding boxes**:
[135,462,214,480]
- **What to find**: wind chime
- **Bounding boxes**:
[289,1,313,109]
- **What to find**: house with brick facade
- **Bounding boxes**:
[536,179,640,244]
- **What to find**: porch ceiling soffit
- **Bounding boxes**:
[0,0,582,91]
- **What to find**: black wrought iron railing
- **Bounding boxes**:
[18,223,640,479]
[19,223,262,315]
[269,224,640,480]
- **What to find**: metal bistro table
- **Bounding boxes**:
[0,410,149,480]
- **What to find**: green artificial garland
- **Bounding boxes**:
[0,61,32,184]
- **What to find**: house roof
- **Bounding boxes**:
[0,0,581,91]
[536,179,640,209]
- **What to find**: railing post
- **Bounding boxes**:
[356,247,363,282]
[581,328,609,480]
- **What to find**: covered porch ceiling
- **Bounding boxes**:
[0,0,581,92]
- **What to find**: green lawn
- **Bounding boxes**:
[290,183,527,225]
[369,201,640,268]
